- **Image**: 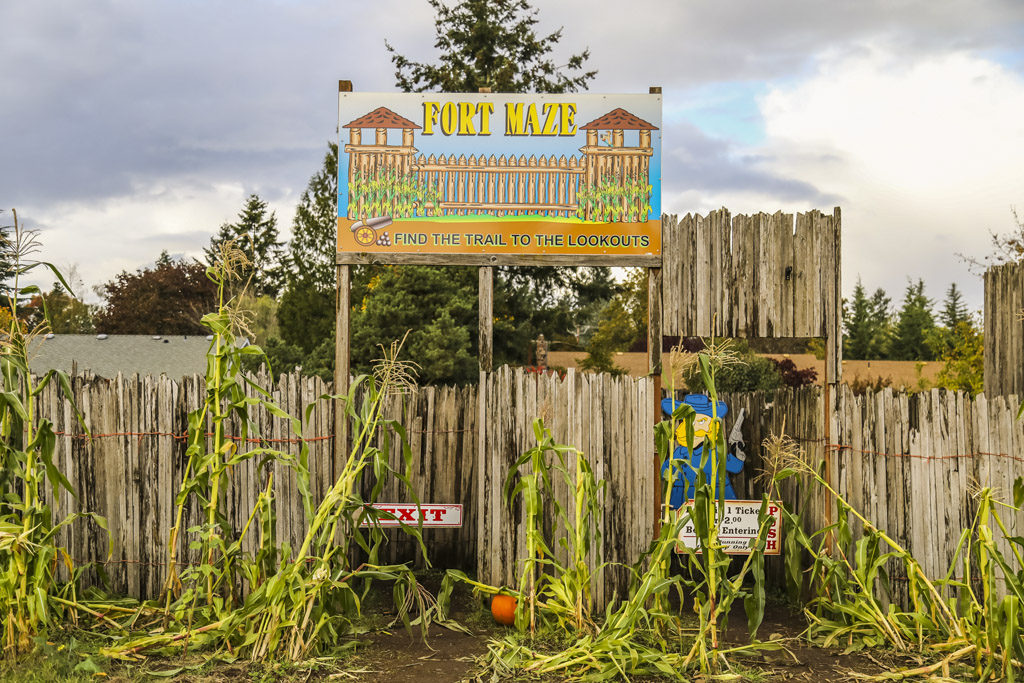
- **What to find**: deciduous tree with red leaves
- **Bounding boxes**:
[94,252,217,335]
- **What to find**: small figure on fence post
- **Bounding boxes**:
[535,334,548,370]
[661,395,746,508]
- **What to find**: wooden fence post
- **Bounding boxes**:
[479,267,493,372]
[823,207,842,534]
[334,79,353,479]
[648,265,663,538]
[648,86,663,539]
[335,264,350,479]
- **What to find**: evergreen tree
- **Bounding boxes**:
[843,280,873,360]
[204,194,285,297]
[939,282,970,329]
[350,266,479,385]
[287,144,338,293]
[930,282,975,358]
[277,144,338,353]
[868,287,894,357]
[889,279,936,361]
[843,278,891,360]
[580,269,646,374]
[370,0,604,381]
[386,0,596,94]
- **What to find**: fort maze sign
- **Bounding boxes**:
[336,92,662,266]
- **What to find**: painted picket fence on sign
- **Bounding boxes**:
[413,153,585,217]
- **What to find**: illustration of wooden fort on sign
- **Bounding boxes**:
[336,92,662,261]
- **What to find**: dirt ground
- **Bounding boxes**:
[0,594,923,682]
[352,627,485,683]
[344,601,913,683]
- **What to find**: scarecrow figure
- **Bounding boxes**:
[661,395,747,508]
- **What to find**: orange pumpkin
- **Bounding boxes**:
[490,594,517,626]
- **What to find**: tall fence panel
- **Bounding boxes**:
[984,261,1024,397]
[661,209,841,341]
[476,367,656,604]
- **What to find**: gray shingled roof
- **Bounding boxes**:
[28,334,212,379]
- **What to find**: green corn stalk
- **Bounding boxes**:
[774,449,1024,677]
[661,348,779,675]
[501,420,605,636]
[106,335,433,663]
[161,242,314,623]
[777,454,963,656]
[467,347,783,681]
[0,210,105,654]
[235,337,428,661]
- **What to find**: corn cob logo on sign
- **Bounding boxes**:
[337,92,662,264]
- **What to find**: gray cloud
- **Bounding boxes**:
[539,0,1024,90]
[0,0,434,206]
[5,0,1022,208]
[661,120,840,205]
[1,0,1022,309]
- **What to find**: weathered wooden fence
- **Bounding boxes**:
[31,368,1024,604]
[984,261,1024,397]
[660,209,842,341]
[40,371,478,598]
[476,367,657,603]
[659,209,843,400]
[829,385,1024,602]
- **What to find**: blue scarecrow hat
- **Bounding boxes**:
[661,394,728,419]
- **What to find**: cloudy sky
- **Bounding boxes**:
[2,0,1023,314]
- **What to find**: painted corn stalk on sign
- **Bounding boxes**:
[336,92,662,265]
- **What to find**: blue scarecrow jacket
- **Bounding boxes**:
[661,396,745,508]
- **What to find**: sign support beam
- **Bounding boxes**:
[334,79,353,479]
[648,87,664,541]
[479,266,493,372]
[648,264,663,539]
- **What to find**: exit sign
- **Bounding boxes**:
[361,503,463,528]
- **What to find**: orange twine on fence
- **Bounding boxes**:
[45,431,1018,461]
[825,443,1024,465]
[49,427,475,445]
[51,430,330,445]
[764,436,1021,463]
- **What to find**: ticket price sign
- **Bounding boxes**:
[675,501,782,555]
[360,503,463,528]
